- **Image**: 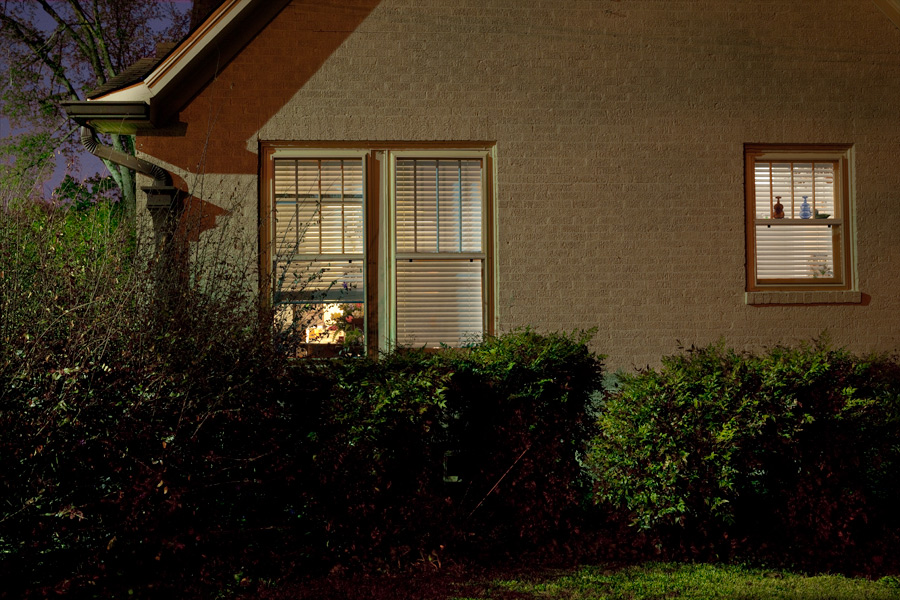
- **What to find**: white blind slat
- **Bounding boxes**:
[395,158,483,254]
[755,225,838,279]
[273,157,365,302]
[754,161,836,220]
[274,259,364,301]
[395,158,486,347]
[396,259,484,348]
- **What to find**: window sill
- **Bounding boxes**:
[745,290,862,305]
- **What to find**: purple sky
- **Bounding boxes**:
[0,1,192,197]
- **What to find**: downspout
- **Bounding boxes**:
[79,126,172,186]
[80,125,182,292]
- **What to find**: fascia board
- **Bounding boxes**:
[88,82,152,104]
[873,0,900,29]
[61,100,152,134]
[87,0,258,105]
[143,0,254,94]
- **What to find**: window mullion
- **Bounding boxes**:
[413,159,418,253]
[435,160,440,253]
[316,159,323,255]
[293,159,300,254]
[457,159,463,253]
[790,161,796,218]
[812,162,817,216]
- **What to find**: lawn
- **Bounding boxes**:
[286,563,900,600]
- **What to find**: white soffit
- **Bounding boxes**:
[89,0,255,104]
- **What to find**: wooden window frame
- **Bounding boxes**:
[260,142,498,356]
[744,144,855,294]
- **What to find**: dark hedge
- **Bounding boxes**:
[586,340,900,574]
[0,329,604,598]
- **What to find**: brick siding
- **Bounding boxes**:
[138,0,900,370]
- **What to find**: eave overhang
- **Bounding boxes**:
[62,100,153,134]
[70,0,289,133]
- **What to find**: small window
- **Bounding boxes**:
[745,144,854,293]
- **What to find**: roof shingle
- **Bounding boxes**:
[85,43,178,100]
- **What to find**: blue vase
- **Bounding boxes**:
[799,196,812,219]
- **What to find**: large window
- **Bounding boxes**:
[261,145,496,355]
[744,144,854,293]
[269,154,366,354]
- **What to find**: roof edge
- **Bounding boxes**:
[873,0,900,30]
[88,0,289,113]
[143,0,253,92]
[62,101,153,134]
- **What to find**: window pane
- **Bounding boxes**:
[395,158,482,254]
[272,156,366,354]
[274,302,365,355]
[396,259,483,347]
[274,259,364,302]
[274,158,364,255]
[813,163,836,217]
[753,161,836,219]
[755,224,837,279]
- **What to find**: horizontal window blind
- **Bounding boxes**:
[273,158,364,301]
[755,225,837,279]
[275,259,364,302]
[396,260,484,347]
[395,159,483,254]
[753,160,839,282]
[754,161,837,219]
[395,158,485,347]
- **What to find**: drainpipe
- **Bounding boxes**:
[80,126,184,307]
[79,126,172,186]
[79,125,180,245]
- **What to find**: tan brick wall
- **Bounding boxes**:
[138,0,900,371]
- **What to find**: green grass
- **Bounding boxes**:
[450,563,900,600]
[277,562,900,599]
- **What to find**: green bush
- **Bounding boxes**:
[447,329,604,551]
[288,353,456,569]
[586,341,900,571]
[289,329,605,567]
[0,194,605,595]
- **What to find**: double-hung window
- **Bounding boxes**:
[392,154,486,348]
[261,144,496,355]
[269,153,367,352]
[744,144,854,295]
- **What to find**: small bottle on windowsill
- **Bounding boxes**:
[799,196,812,219]
[773,196,785,219]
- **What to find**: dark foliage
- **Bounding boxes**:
[1,200,605,597]
[586,340,900,574]
[447,329,604,553]
[6,200,900,597]
[1,239,604,599]
[290,330,606,571]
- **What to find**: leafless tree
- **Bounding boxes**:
[0,0,189,212]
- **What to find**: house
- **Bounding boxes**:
[64,0,900,370]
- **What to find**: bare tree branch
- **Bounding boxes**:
[0,13,80,100]
[36,0,106,86]
[88,0,117,79]
[0,1,188,207]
